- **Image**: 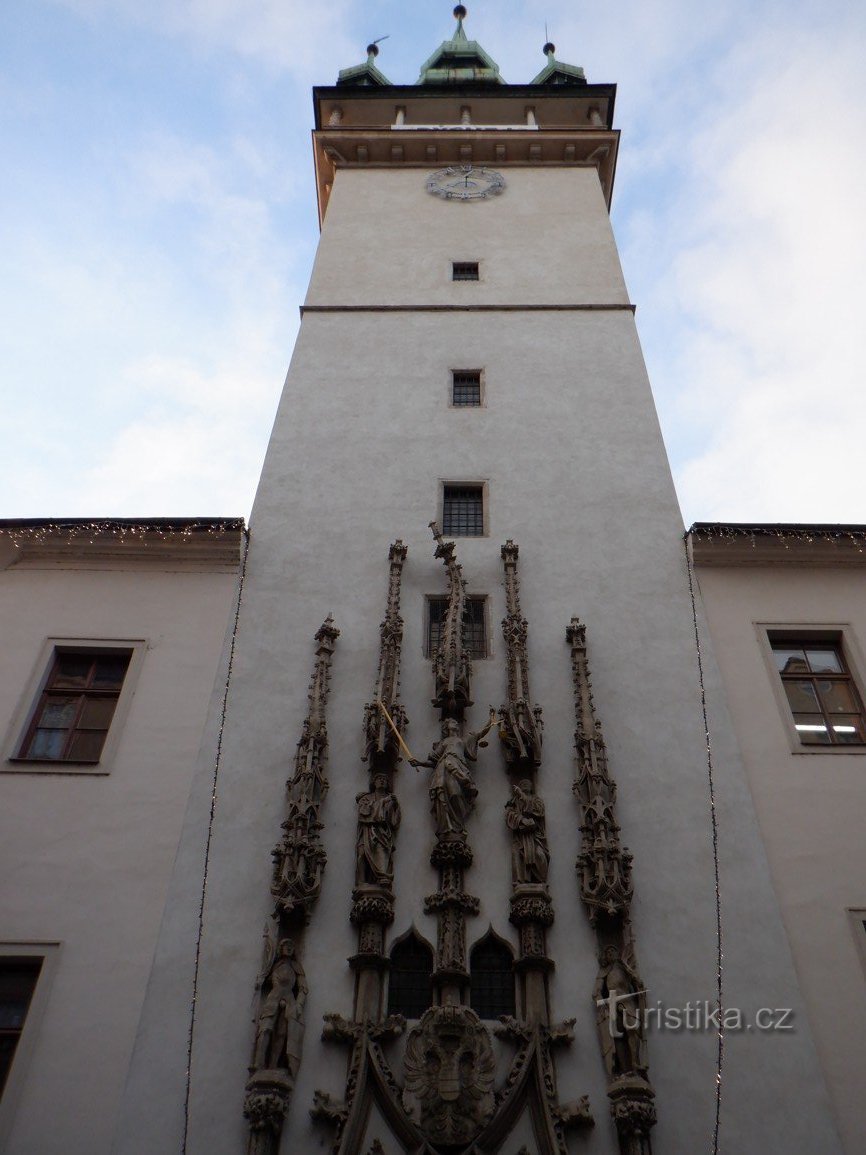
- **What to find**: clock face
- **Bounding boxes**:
[426,166,506,201]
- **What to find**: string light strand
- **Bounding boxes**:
[683,533,724,1155]
[182,526,251,1153]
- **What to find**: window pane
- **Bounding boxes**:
[805,649,843,674]
[831,715,866,743]
[79,697,118,729]
[36,698,78,729]
[28,729,67,758]
[816,680,858,715]
[792,714,831,743]
[783,680,820,713]
[92,655,130,688]
[773,647,807,673]
[67,730,107,761]
[52,656,92,687]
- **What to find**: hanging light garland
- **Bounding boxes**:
[2,519,245,551]
[689,522,866,553]
[683,535,725,1155]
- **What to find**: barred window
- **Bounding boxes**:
[443,485,484,536]
[17,649,132,763]
[470,933,515,1019]
[387,933,433,1019]
[452,370,482,407]
[427,596,487,660]
[452,261,479,281]
[771,637,866,745]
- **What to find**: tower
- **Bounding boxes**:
[119,11,841,1154]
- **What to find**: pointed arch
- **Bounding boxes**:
[470,928,515,1019]
[387,928,433,1019]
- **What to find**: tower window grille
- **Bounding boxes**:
[470,933,515,1019]
[452,261,479,281]
[427,596,487,660]
[387,933,433,1019]
[452,370,482,407]
[443,485,484,536]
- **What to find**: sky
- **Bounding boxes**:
[2,0,865,526]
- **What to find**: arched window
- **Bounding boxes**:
[387,932,433,1019]
[470,931,515,1019]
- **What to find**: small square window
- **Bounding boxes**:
[427,596,487,660]
[452,261,479,281]
[443,484,484,537]
[17,649,132,763]
[770,636,866,746]
[452,370,482,407]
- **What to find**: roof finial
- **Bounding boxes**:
[543,38,556,59]
[367,34,389,62]
[453,5,468,40]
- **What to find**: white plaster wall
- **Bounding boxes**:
[306,166,630,307]
[695,563,866,1155]
[0,561,239,1155]
[121,163,840,1154]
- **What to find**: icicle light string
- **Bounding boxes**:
[4,520,243,551]
[693,524,866,552]
[182,526,250,1154]
[683,533,724,1155]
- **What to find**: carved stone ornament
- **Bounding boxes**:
[402,1005,496,1146]
[567,616,633,922]
[363,541,408,764]
[499,541,543,766]
[271,616,340,920]
[429,521,473,715]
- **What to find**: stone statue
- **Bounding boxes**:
[505,779,549,884]
[253,938,308,1075]
[411,713,495,835]
[593,945,647,1079]
[355,773,401,888]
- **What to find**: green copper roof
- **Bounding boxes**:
[417,7,505,85]
[336,44,392,88]
[530,43,586,86]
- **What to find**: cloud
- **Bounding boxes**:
[50,0,360,80]
[616,10,866,523]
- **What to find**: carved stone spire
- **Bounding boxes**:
[245,617,340,1154]
[429,520,472,717]
[566,617,633,922]
[499,540,543,767]
[352,543,408,1020]
[566,617,655,1154]
[363,540,408,765]
[271,615,341,921]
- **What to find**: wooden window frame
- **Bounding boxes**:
[4,638,146,775]
[0,944,59,1148]
[759,626,866,754]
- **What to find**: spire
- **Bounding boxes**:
[530,38,586,86]
[417,6,505,85]
[336,37,392,87]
